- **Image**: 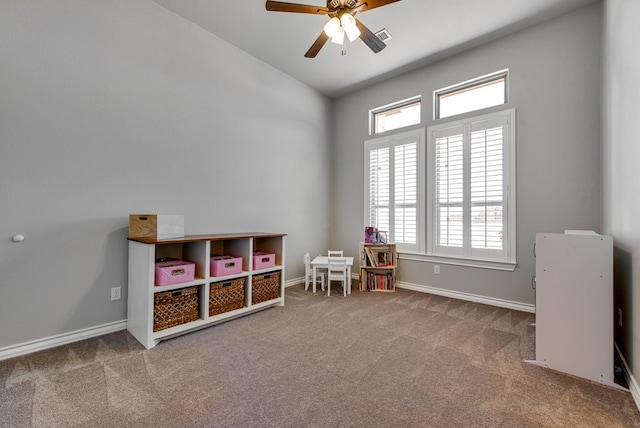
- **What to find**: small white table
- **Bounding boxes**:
[310,256,354,294]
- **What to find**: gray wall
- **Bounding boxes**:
[0,0,331,348]
[0,0,616,360]
[602,0,640,383]
[331,4,602,306]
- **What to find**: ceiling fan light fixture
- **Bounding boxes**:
[331,27,345,44]
[344,23,361,42]
[340,13,355,29]
[340,13,360,42]
[323,17,341,37]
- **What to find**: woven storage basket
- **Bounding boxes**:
[209,277,245,316]
[153,286,199,332]
[252,271,281,304]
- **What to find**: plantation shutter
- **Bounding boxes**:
[368,147,390,233]
[434,125,464,253]
[470,117,507,253]
[365,130,424,253]
[430,112,511,261]
[394,142,418,244]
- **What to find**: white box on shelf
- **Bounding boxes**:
[129,214,184,240]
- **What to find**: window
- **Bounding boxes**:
[365,129,425,253]
[434,70,507,119]
[371,97,421,134]
[364,76,515,271]
[427,109,516,267]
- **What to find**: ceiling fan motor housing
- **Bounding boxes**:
[328,0,358,10]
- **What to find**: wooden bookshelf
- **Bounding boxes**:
[359,243,397,292]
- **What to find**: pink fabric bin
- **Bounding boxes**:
[155,260,195,286]
[210,256,243,277]
[253,252,275,270]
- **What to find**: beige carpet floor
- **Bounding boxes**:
[1,284,639,427]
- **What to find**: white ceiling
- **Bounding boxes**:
[152,0,598,98]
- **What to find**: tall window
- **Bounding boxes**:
[364,74,515,271]
[427,109,515,265]
[365,129,425,253]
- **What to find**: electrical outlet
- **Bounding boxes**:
[434,265,440,275]
[618,308,623,327]
[111,287,121,301]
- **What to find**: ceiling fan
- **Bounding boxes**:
[265,0,402,58]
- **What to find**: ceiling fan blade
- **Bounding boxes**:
[266,1,330,14]
[355,19,386,53]
[353,0,402,13]
[304,31,330,58]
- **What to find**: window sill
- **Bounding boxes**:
[398,252,517,272]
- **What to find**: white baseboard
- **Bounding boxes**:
[1,277,337,360]
[285,274,359,289]
[0,279,532,362]
[288,276,534,313]
[396,281,536,313]
[285,277,304,288]
[0,320,127,361]
[0,282,539,360]
[615,343,640,412]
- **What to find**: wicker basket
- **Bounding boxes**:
[209,277,246,316]
[153,286,199,332]
[252,271,281,304]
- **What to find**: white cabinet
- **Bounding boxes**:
[528,231,619,388]
[127,232,286,349]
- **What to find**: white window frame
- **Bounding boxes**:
[364,129,425,253]
[434,69,508,120]
[425,108,516,270]
[370,96,421,135]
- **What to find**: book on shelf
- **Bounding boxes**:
[361,271,395,292]
[363,246,394,268]
[376,250,393,267]
[365,247,377,267]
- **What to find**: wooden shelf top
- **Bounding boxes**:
[128,232,286,245]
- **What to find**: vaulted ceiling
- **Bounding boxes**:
[152,0,599,97]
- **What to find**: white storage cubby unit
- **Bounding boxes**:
[527,231,620,388]
[127,232,286,349]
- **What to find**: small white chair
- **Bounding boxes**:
[327,257,348,297]
[327,250,344,257]
[304,252,325,292]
